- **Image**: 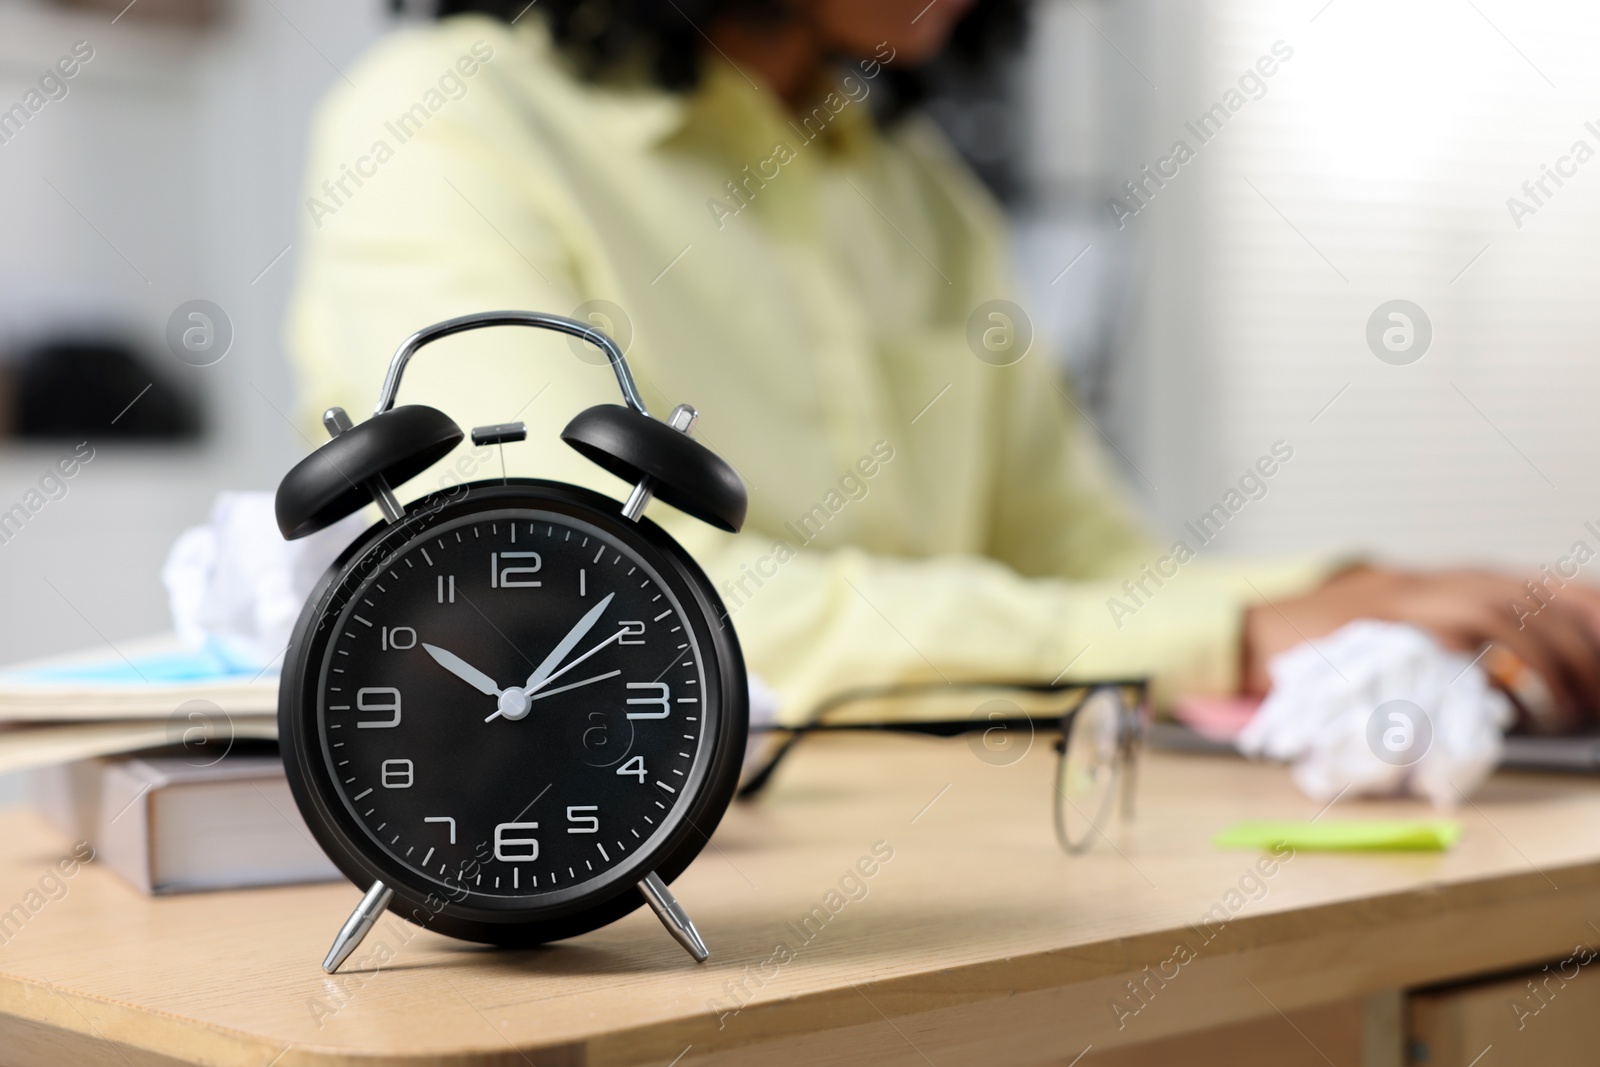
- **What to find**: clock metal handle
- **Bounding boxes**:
[620,404,697,522]
[323,407,405,523]
[374,310,650,418]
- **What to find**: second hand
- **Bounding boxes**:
[485,629,628,722]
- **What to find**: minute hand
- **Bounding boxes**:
[522,592,614,693]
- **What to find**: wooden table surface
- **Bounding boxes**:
[3,736,1600,1066]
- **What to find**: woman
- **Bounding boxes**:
[287,0,1600,720]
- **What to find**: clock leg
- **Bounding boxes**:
[638,871,710,963]
[322,880,395,974]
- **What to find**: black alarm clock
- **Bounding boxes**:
[273,310,748,972]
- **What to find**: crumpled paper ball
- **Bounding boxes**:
[161,491,367,672]
[1235,620,1512,807]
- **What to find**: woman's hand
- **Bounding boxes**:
[1241,566,1600,718]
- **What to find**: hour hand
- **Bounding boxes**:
[423,643,502,697]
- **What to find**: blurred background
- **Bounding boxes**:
[0,0,1597,794]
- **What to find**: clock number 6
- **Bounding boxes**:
[625,682,670,720]
[494,822,540,862]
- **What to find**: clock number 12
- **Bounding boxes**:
[491,552,542,588]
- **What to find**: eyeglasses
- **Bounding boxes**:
[739,679,1150,854]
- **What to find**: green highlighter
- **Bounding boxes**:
[1213,819,1462,852]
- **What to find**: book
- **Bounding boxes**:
[29,752,339,894]
[0,637,277,723]
[0,718,278,777]
[0,637,279,778]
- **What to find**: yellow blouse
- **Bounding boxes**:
[286,15,1332,718]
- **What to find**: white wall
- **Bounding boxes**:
[0,0,392,802]
[0,0,390,664]
[1192,0,1600,569]
[1017,0,1600,573]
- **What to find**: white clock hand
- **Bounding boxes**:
[530,668,622,701]
[423,643,503,697]
[525,627,627,696]
[522,592,615,694]
[483,669,622,721]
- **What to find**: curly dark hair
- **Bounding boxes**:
[432,0,1027,118]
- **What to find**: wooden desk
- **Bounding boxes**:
[3,737,1600,1066]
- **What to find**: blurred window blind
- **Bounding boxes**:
[1189,0,1600,565]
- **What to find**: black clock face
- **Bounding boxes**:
[314,506,712,908]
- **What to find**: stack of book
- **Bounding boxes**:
[1,638,338,893]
